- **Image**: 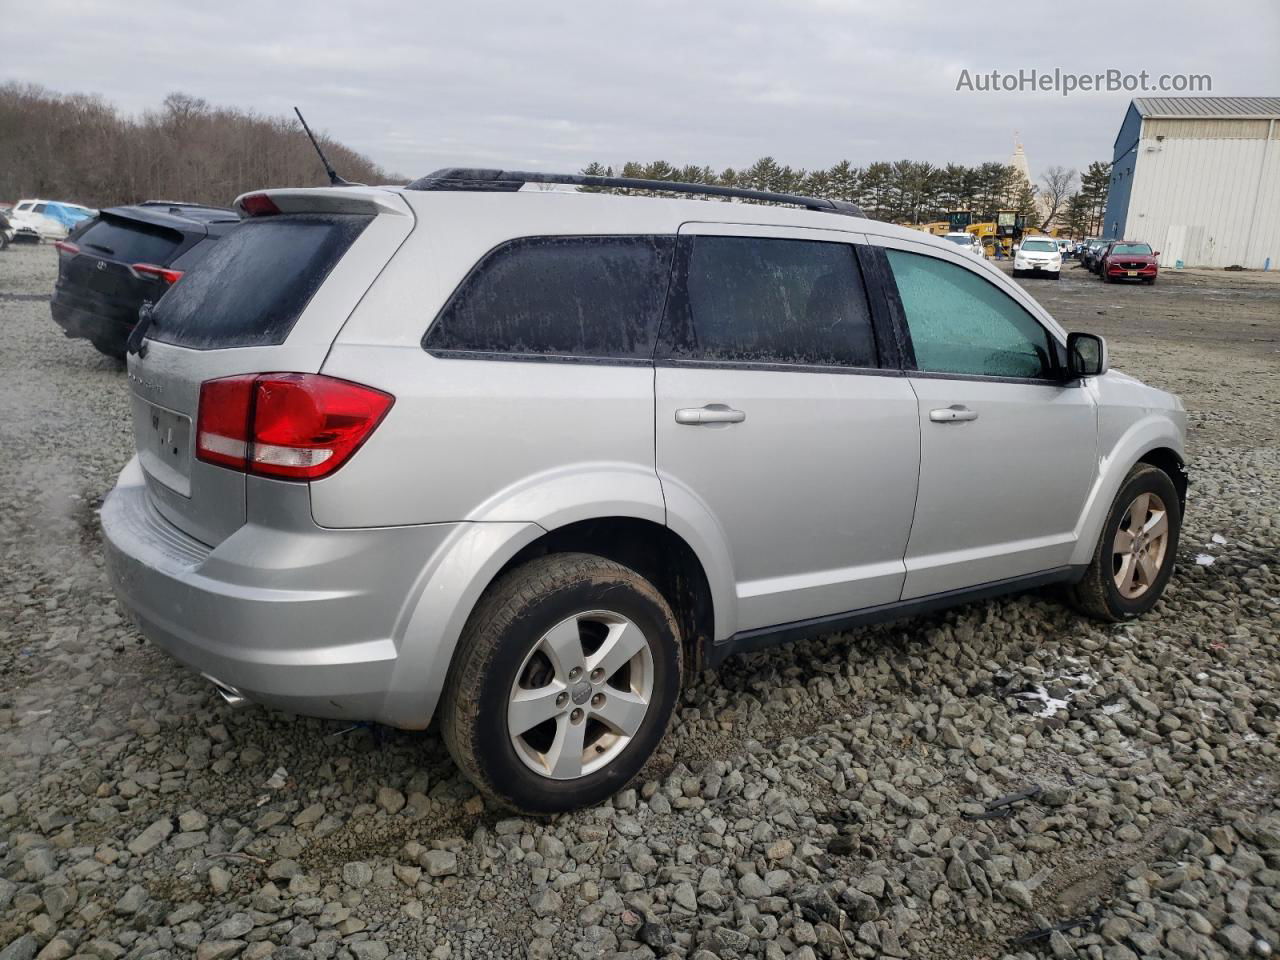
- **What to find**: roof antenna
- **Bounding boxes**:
[294,107,362,187]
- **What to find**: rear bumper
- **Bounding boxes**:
[101,457,464,727]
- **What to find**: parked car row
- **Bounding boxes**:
[5,198,96,243]
[1081,239,1160,284]
[94,169,1187,812]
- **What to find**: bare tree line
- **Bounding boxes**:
[2,82,1111,236]
[0,84,394,209]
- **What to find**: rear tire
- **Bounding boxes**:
[440,553,682,814]
[1070,464,1181,621]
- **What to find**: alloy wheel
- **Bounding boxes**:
[1112,492,1170,599]
[507,610,654,780]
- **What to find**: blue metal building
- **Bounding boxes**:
[1104,97,1280,268]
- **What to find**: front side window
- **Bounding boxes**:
[885,248,1054,379]
[665,236,878,367]
[425,235,675,359]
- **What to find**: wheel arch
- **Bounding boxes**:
[495,517,720,677]
[1070,417,1188,568]
[1137,446,1188,511]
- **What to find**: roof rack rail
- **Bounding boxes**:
[405,168,866,218]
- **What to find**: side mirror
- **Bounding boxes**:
[1067,332,1108,378]
[1154,251,1161,257]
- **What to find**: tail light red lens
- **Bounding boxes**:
[196,374,393,480]
[132,263,184,285]
[54,240,80,256]
[195,376,256,470]
[239,193,281,217]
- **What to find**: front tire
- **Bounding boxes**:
[1070,464,1181,621]
[440,553,682,814]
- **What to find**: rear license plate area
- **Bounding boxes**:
[133,396,192,495]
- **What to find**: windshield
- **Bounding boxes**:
[945,235,971,246]
[1021,240,1057,252]
[1112,243,1153,255]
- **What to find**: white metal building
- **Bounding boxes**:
[1104,96,1280,269]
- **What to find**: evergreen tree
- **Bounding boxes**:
[1079,161,1111,235]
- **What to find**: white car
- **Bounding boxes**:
[943,231,984,258]
[9,198,95,242]
[1014,237,1062,278]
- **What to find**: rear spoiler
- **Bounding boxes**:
[232,188,410,218]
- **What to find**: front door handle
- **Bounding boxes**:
[675,404,746,425]
[929,405,979,423]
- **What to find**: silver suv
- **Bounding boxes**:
[103,170,1187,813]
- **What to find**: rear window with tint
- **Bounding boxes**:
[424,236,676,359]
[665,236,878,367]
[149,214,369,349]
[78,217,182,265]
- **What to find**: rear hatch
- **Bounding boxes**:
[57,212,192,325]
[126,189,413,545]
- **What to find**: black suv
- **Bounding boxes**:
[52,201,240,359]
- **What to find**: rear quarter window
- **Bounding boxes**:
[148,213,369,350]
[424,235,675,360]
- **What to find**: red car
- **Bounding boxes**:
[1099,241,1159,284]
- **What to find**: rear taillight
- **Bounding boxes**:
[195,375,256,470]
[54,240,79,256]
[240,193,281,217]
[132,263,184,285]
[195,373,393,481]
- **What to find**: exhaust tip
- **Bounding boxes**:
[202,673,249,709]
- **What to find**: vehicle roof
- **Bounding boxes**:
[16,198,92,209]
[241,181,1029,276]
[389,185,977,254]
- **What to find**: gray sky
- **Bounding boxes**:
[6,0,1279,182]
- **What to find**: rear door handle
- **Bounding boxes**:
[929,405,979,423]
[675,404,746,425]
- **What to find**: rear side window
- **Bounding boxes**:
[77,217,182,265]
[885,249,1054,379]
[664,236,877,367]
[149,214,369,350]
[425,236,675,359]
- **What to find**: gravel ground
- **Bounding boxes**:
[1,243,1277,960]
